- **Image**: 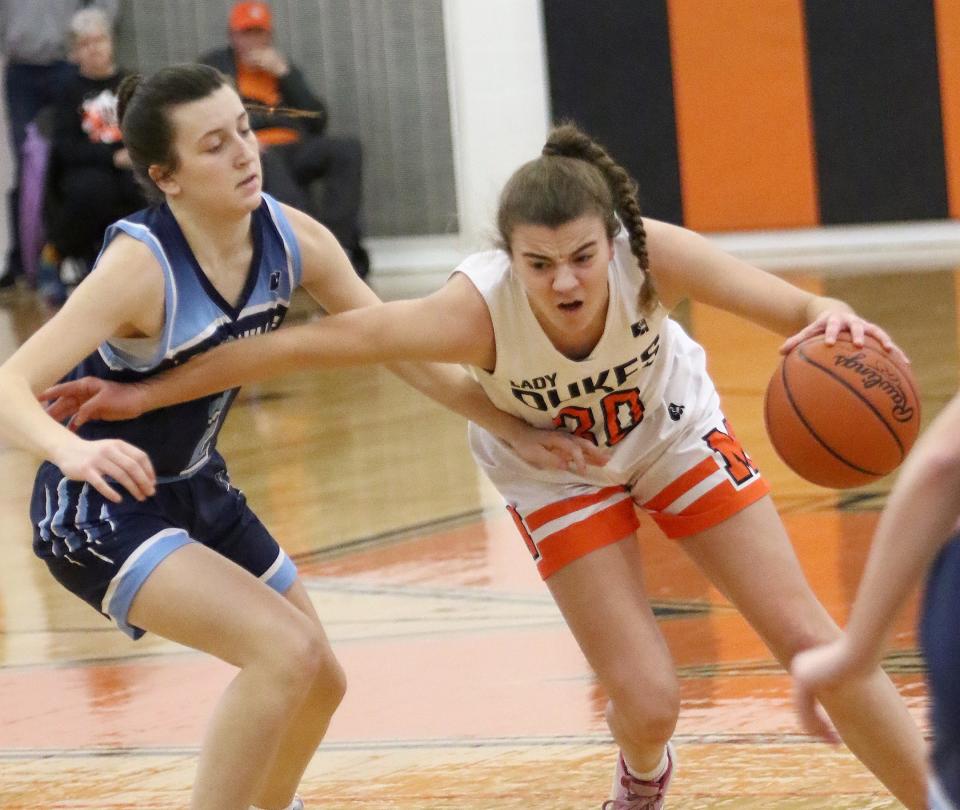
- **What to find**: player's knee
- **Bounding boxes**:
[269,618,328,693]
[607,672,679,743]
[316,653,347,711]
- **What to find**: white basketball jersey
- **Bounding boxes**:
[454,228,719,483]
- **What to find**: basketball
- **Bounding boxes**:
[764,335,921,488]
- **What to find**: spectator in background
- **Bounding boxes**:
[0,0,119,288]
[39,6,143,306]
[200,0,370,279]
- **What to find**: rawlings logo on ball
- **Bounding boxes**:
[831,351,915,422]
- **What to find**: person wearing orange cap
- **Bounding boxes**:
[200,0,369,278]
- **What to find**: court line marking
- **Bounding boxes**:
[0,732,846,760]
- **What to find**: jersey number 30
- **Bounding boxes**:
[552,388,644,447]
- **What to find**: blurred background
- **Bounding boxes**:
[1,3,958,807]
[4,0,960,290]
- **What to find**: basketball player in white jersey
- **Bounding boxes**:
[41,123,926,809]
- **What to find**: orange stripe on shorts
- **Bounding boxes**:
[652,476,770,539]
[525,485,628,531]
[534,498,640,580]
[642,457,718,512]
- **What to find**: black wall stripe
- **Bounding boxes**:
[804,0,948,224]
[543,0,683,225]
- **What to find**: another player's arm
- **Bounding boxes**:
[283,215,605,468]
[47,212,603,468]
[0,235,159,499]
[791,390,960,739]
[290,211,524,436]
[644,219,906,361]
[829,391,960,670]
[147,208,492,390]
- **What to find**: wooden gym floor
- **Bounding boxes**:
[0,261,955,808]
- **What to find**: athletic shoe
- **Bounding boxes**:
[601,742,675,809]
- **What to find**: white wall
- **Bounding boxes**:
[371,0,552,290]
[442,0,551,252]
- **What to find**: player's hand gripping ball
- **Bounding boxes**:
[764,335,921,488]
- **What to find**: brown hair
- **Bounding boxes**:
[496,122,656,311]
[117,64,230,204]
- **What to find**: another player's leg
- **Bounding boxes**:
[680,496,927,810]
[252,578,346,810]
[126,542,343,810]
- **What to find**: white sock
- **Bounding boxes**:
[625,747,669,782]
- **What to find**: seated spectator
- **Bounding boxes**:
[200,0,370,278]
[0,0,119,289]
[40,6,143,306]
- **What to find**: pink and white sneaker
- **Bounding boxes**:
[601,742,675,809]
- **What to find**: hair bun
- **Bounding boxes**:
[117,74,143,125]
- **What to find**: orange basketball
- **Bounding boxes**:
[764,335,921,488]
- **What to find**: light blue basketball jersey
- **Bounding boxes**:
[65,193,302,478]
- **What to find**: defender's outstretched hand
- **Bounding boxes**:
[791,640,860,745]
[40,377,149,428]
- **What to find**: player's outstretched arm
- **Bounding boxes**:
[43,209,610,471]
[41,294,467,423]
[643,218,908,362]
[792,390,960,739]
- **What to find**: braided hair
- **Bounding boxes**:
[496,122,656,311]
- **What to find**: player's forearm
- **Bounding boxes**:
[0,369,85,461]
[141,311,427,411]
[141,325,330,410]
[387,361,527,444]
[843,398,960,666]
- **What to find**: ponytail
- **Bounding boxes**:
[497,122,657,312]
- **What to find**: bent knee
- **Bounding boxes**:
[606,675,680,739]
[318,654,347,709]
[269,618,330,688]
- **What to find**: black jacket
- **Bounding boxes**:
[199,46,328,136]
[51,70,128,170]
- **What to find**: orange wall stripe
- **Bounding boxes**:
[667,0,819,230]
[934,0,960,219]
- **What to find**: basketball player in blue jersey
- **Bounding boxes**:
[792,389,960,810]
[40,123,927,808]
[0,65,602,810]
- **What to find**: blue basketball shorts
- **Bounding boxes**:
[30,451,297,639]
[921,533,960,810]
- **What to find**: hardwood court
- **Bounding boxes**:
[0,262,955,809]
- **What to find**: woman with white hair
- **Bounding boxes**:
[40,6,143,306]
